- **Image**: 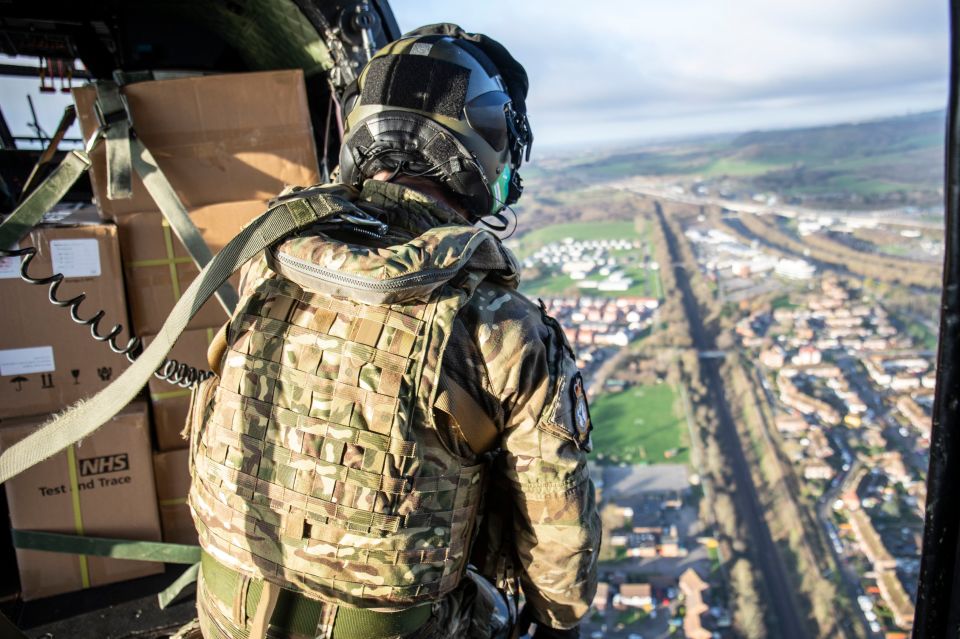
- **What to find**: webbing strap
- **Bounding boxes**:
[207,321,230,376]
[94,80,237,314]
[435,376,500,454]
[19,105,78,202]
[250,581,281,639]
[0,196,336,484]
[11,529,201,564]
[131,136,238,314]
[94,81,132,200]
[333,605,432,639]
[0,150,91,249]
[159,562,201,609]
[200,550,431,638]
[13,529,202,610]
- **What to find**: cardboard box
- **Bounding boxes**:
[145,326,219,451]
[0,207,131,419]
[117,199,265,335]
[153,449,197,546]
[0,402,163,600]
[73,70,320,218]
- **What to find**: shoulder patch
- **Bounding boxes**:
[540,350,594,452]
[571,372,593,449]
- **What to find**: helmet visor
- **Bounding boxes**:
[464,91,511,152]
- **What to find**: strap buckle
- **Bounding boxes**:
[94,90,131,127]
[84,126,105,155]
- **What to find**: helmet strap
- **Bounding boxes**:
[477,211,510,232]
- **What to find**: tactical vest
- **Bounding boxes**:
[187,221,518,610]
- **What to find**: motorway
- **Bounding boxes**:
[655,203,808,639]
[605,178,943,230]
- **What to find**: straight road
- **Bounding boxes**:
[655,203,809,639]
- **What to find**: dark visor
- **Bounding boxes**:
[464,91,511,152]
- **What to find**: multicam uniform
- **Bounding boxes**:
[187,179,600,639]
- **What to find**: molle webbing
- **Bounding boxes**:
[190,254,489,608]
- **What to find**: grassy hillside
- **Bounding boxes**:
[533,110,945,210]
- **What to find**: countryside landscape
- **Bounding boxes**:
[504,109,945,639]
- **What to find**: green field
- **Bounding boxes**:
[510,220,643,260]
[512,220,664,299]
[589,383,689,464]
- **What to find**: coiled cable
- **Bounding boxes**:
[1,245,213,388]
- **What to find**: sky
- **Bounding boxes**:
[1,1,950,152]
[391,0,951,150]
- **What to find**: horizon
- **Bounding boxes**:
[392,0,949,149]
[532,106,947,158]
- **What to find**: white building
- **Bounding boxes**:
[776,258,816,280]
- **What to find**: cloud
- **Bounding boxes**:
[388,0,950,147]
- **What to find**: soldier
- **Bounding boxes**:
[187,23,600,639]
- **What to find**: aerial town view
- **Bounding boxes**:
[0,2,953,639]
[506,109,944,639]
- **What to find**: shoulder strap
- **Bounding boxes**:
[0,150,91,249]
[0,193,350,484]
[435,376,499,454]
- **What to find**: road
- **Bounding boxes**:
[816,459,880,637]
[655,203,809,639]
[604,178,942,230]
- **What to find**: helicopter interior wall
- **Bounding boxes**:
[0,0,364,209]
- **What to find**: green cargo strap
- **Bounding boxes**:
[13,529,202,610]
[0,150,91,249]
[200,551,431,638]
[19,104,78,202]
[95,80,238,314]
[130,135,239,314]
[12,529,201,564]
[159,562,201,609]
[0,195,338,485]
[94,81,132,200]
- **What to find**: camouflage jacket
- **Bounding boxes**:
[233,179,600,629]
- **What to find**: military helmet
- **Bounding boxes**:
[339,24,533,219]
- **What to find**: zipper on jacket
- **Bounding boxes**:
[272,250,457,293]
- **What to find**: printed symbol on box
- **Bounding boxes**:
[41,373,54,389]
[71,369,80,385]
[97,367,112,381]
[10,376,27,391]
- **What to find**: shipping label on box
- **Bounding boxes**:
[117,199,267,335]
[0,402,163,600]
[0,208,131,419]
[153,448,198,546]
[73,70,320,218]
[145,326,220,451]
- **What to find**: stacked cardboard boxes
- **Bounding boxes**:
[73,70,320,336]
[0,208,164,599]
[0,403,163,600]
[73,71,320,549]
[0,207,131,418]
[2,69,321,601]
